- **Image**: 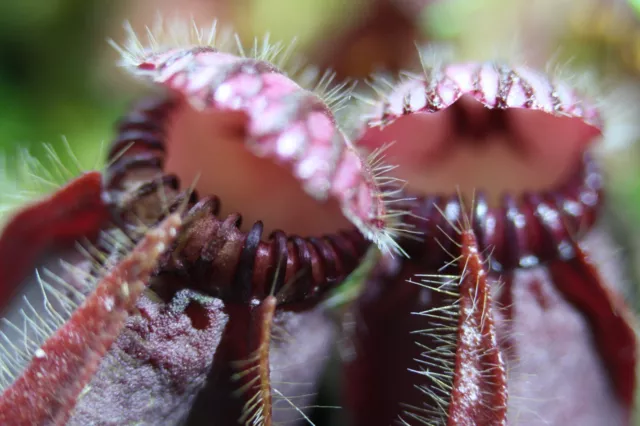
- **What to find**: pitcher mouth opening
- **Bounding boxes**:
[108,19,414,256]
[360,94,599,205]
[355,62,604,269]
[163,101,352,236]
[103,95,370,303]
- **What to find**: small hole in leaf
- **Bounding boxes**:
[184,300,210,330]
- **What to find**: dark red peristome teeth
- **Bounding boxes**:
[103,96,369,304]
[108,96,176,161]
[398,152,602,270]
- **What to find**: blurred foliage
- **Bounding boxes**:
[0,0,121,157]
